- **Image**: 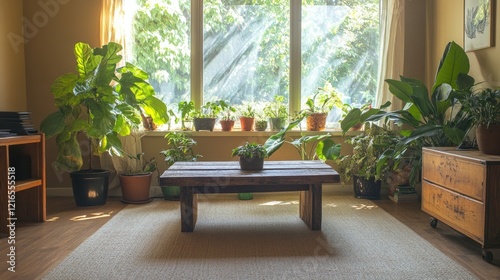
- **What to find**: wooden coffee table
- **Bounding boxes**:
[159,160,340,232]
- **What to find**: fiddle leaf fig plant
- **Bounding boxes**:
[40,42,168,172]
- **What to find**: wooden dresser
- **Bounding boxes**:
[421,147,500,263]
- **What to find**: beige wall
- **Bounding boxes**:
[428,0,500,88]
[23,0,101,190]
[0,0,27,111]
[404,0,426,82]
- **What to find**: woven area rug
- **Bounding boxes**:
[41,193,477,280]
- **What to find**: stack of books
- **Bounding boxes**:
[0,111,37,136]
[389,185,419,203]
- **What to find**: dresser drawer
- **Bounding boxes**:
[422,180,484,243]
[422,149,485,201]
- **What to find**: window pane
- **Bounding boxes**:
[203,0,290,112]
[301,0,380,123]
[126,0,191,112]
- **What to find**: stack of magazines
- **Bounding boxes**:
[389,185,419,203]
[0,111,37,136]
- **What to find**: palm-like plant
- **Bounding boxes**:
[365,41,474,186]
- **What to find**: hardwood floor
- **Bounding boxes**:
[0,195,499,279]
[0,197,127,280]
[373,198,500,280]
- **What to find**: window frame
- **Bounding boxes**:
[127,0,381,128]
[191,1,301,114]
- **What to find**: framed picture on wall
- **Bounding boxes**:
[464,0,495,52]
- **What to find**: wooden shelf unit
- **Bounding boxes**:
[421,147,500,262]
[0,134,46,236]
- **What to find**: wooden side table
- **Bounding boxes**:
[0,134,46,236]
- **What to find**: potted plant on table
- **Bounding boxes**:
[231,142,269,200]
[458,87,500,155]
[40,42,168,207]
[264,95,288,131]
[159,132,202,200]
[302,81,343,131]
[119,154,157,204]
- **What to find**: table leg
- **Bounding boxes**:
[180,186,197,232]
[300,184,322,230]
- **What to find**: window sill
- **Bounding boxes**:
[142,129,362,137]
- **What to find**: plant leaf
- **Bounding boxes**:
[316,138,341,161]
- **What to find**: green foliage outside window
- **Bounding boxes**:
[128,0,379,121]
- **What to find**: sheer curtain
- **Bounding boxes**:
[100,0,147,194]
[100,0,126,55]
[375,0,405,111]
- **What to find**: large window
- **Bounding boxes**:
[123,0,380,129]
[203,1,290,107]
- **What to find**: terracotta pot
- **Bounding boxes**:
[141,114,157,131]
[476,124,500,155]
[306,113,327,131]
[350,122,364,131]
[119,173,152,204]
[220,120,235,131]
[240,117,255,131]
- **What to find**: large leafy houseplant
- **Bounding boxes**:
[360,41,474,187]
[40,42,168,206]
[41,42,168,171]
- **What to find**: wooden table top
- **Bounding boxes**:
[160,160,340,187]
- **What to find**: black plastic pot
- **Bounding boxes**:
[239,157,264,170]
[193,118,216,131]
[353,175,381,200]
[269,117,284,131]
[70,169,110,207]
